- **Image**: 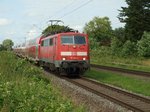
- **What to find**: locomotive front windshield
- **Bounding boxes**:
[61,36,86,45]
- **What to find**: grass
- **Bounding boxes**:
[85,69,150,96]
[0,51,85,112]
[90,49,150,72]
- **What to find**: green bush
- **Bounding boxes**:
[89,36,99,50]
[0,52,84,112]
[137,32,150,57]
[121,40,137,57]
[111,37,123,56]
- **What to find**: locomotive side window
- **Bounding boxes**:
[74,36,86,44]
[49,38,53,46]
[44,39,49,46]
[61,36,73,44]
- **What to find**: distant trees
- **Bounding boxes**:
[83,0,150,58]
[113,27,126,43]
[118,0,150,42]
[83,17,113,46]
[2,39,14,51]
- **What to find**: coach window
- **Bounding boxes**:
[49,38,53,46]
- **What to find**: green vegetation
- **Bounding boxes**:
[137,32,150,57]
[85,69,150,96]
[83,0,150,72]
[118,0,150,42]
[2,39,14,51]
[0,51,84,112]
[90,49,150,72]
[84,17,112,46]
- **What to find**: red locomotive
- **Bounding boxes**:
[14,31,90,76]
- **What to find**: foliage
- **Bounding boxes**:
[0,52,84,112]
[2,39,14,51]
[113,27,126,43]
[42,25,74,36]
[137,32,150,57]
[111,37,123,56]
[0,44,5,51]
[111,38,137,57]
[90,48,150,72]
[84,16,113,46]
[121,40,137,57]
[89,36,99,50]
[118,0,150,42]
[90,46,111,58]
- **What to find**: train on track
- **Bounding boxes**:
[14,31,90,76]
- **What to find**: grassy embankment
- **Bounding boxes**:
[88,49,150,96]
[0,51,84,112]
[90,49,150,72]
[85,69,150,96]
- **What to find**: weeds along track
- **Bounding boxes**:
[63,77,150,112]
[91,64,150,77]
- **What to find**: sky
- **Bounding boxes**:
[0,0,127,45]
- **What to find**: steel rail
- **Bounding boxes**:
[63,77,150,112]
[91,64,150,77]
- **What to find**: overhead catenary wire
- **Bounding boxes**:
[39,0,93,34]
[58,0,93,19]
[48,0,76,19]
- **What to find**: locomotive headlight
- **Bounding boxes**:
[62,58,66,61]
[83,58,86,60]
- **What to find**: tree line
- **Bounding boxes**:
[83,0,150,57]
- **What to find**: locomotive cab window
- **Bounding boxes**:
[61,36,73,44]
[61,35,86,45]
[74,36,86,44]
[44,39,49,46]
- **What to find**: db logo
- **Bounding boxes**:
[72,52,77,56]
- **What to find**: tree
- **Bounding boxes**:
[118,0,150,42]
[0,44,4,51]
[113,27,126,43]
[83,16,113,46]
[2,39,14,51]
[42,25,74,36]
[137,32,150,57]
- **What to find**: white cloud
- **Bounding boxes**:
[0,18,11,26]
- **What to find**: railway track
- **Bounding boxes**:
[91,64,150,77]
[43,66,150,112]
[63,77,150,112]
